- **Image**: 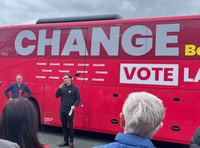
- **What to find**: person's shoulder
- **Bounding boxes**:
[10,83,16,86]
[93,142,121,148]
[71,83,76,86]
[71,83,78,89]
[22,83,27,86]
[92,144,108,148]
[0,139,20,148]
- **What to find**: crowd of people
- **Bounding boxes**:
[0,73,199,148]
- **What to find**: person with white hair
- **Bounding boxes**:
[93,91,165,148]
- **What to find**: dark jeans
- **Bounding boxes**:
[60,110,74,143]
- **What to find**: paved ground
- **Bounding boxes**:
[38,126,189,148]
[38,126,114,148]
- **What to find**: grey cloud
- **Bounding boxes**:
[0,0,200,26]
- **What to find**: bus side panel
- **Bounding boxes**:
[147,89,200,144]
[73,85,89,130]
[47,59,85,84]
[0,58,48,82]
[0,81,13,114]
[25,81,44,121]
[42,82,60,126]
[42,25,88,127]
[0,57,48,124]
[43,82,89,129]
[88,85,144,134]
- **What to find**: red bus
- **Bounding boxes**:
[0,14,199,144]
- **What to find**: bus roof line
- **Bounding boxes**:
[36,14,122,24]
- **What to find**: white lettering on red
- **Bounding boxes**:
[184,67,200,82]
[156,24,180,56]
[15,24,180,57]
[15,30,36,55]
[122,25,153,56]
[38,30,60,56]
[120,63,178,86]
[91,27,120,56]
[61,29,88,56]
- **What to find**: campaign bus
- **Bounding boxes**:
[0,14,199,144]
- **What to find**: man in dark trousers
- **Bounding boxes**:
[4,74,32,99]
[55,73,81,148]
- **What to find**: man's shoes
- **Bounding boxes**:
[58,142,69,147]
[69,143,74,148]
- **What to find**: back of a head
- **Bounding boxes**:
[122,92,165,138]
[0,98,42,148]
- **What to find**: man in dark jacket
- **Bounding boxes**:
[190,127,200,148]
[56,73,81,148]
[93,92,165,148]
[4,74,32,99]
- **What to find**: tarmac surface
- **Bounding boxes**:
[38,126,189,148]
[38,126,114,148]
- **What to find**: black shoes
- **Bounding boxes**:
[58,142,69,147]
[58,142,74,148]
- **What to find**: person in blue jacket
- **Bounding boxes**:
[93,92,165,148]
[4,74,32,99]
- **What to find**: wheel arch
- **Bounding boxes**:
[28,97,41,127]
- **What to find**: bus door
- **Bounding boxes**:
[43,27,89,129]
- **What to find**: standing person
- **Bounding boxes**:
[93,92,165,148]
[4,74,32,99]
[0,98,49,148]
[55,73,81,148]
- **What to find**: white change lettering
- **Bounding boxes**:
[61,29,88,56]
[15,24,180,57]
[15,30,36,55]
[156,24,180,56]
[122,25,153,56]
[91,27,120,56]
[38,30,60,56]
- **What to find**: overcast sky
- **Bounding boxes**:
[1,0,200,26]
